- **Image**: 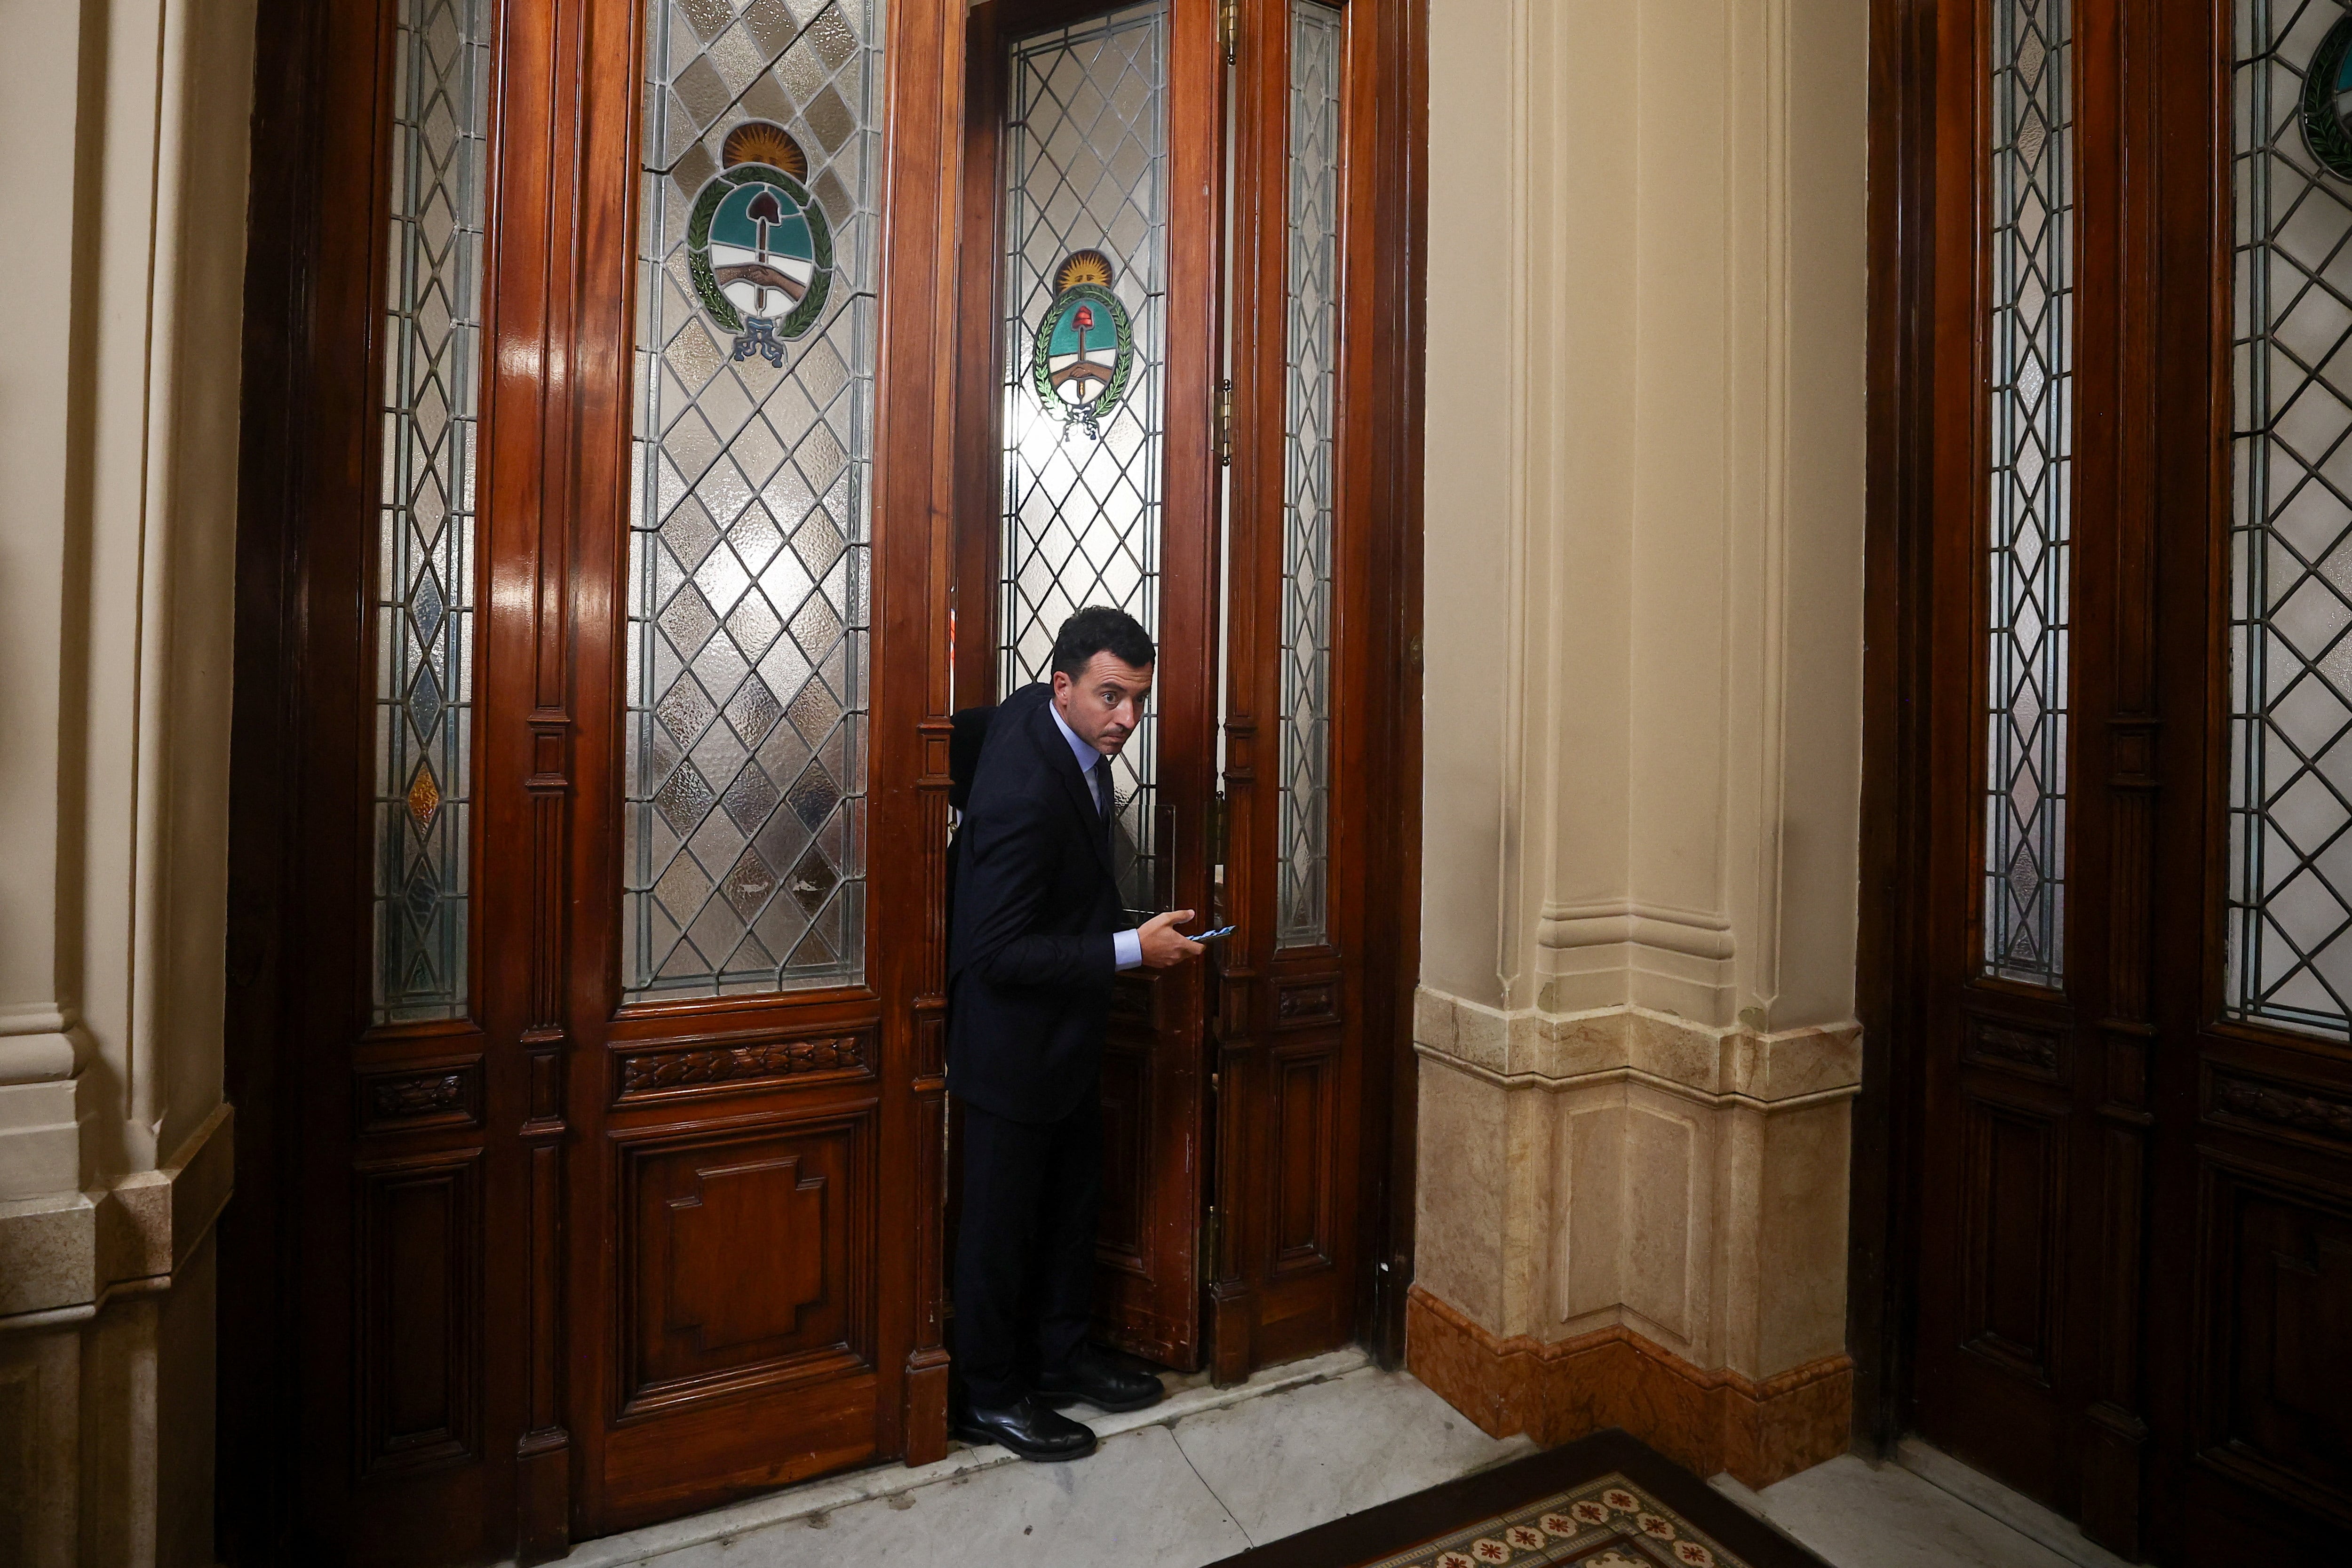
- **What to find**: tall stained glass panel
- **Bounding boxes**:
[375,0,488,1023]
[999,5,1169,911]
[1982,0,2074,984]
[1278,1,1340,948]
[625,0,882,998]
[2229,3,2352,1032]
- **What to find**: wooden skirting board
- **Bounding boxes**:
[1404,1285,1851,1489]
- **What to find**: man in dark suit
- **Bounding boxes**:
[947,605,1203,1461]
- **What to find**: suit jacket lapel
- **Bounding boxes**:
[1026,698,1119,884]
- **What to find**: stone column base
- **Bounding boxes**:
[1406,1284,1851,1488]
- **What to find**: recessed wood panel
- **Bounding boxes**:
[2201,1162,2352,1521]
[1096,1040,1148,1268]
[1959,1096,2065,1384]
[1270,1044,1337,1273]
[354,1152,482,1478]
[616,1111,875,1417]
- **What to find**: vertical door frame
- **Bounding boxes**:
[1851,0,1939,1463]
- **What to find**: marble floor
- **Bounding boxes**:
[1719,1439,2141,1568]
[538,1349,1539,1568]
[534,1353,2137,1568]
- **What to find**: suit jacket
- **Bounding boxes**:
[946,682,1125,1123]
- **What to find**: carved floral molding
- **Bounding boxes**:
[2213,1073,2352,1148]
[618,1035,866,1097]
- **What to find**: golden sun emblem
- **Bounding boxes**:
[1053,248,1115,292]
[721,121,808,178]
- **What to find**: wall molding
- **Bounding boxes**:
[1413,985,1862,1105]
[1415,1046,1860,1116]
[0,1102,231,1329]
[1406,1284,1851,1488]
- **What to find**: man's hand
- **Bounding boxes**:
[1137,909,1205,969]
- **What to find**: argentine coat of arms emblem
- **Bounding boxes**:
[1031,249,1135,439]
[2306,17,2352,181]
[687,121,834,367]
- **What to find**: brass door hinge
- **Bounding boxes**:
[1219,0,1238,64]
[1203,1205,1221,1273]
[1208,789,1229,869]
[1215,379,1233,466]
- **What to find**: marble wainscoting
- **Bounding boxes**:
[1407,988,1859,1488]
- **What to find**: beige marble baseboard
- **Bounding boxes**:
[0,1104,230,1566]
[0,1102,232,1328]
[1410,984,1857,1460]
[1406,1283,1850,1488]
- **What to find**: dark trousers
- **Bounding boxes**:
[952,1090,1101,1409]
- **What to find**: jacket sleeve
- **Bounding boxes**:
[959,781,1117,995]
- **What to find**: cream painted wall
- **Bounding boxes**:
[0,0,254,1560]
[1421,0,1867,1033]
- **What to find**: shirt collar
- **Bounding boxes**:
[1047,696,1105,780]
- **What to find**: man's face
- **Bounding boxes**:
[1052,651,1154,757]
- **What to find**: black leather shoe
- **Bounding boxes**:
[952,1395,1098,1462]
[1033,1345,1166,1413]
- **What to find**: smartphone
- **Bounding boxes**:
[1194,924,1238,942]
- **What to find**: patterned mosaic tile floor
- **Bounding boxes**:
[1361,1474,1751,1568]
[1207,1428,1827,1568]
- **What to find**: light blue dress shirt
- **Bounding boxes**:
[1048,699,1144,971]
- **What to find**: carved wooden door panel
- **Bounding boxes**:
[533,0,963,1539]
[289,0,963,1557]
[1903,0,2352,1559]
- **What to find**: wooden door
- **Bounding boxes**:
[1900,0,2352,1557]
[282,0,964,1556]
[1909,0,2110,1510]
[950,0,1223,1369]
[946,0,1406,1380]
[1209,0,1381,1381]
[2139,2,2352,1559]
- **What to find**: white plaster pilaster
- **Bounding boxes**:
[1422,0,1867,1035]
[0,0,254,1559]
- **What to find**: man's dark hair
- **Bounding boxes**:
[1050,605,1156,680]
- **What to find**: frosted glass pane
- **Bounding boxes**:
[1278,1,1340,949]
[624,0,882,999]
[375,0,489,1023]
[2228,0,2352,1033]
[1982,0,2073,985]
[999,4,1168,913]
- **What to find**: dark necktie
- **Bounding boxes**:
[1091,758,1115,848]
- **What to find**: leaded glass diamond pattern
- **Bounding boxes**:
[626,0,880,998]
[1278,2,1341,949]
[374,0,486,1023]
[1983,0,2073,985]
[1001,6,1168,911]
[2231,0,2352,1034]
